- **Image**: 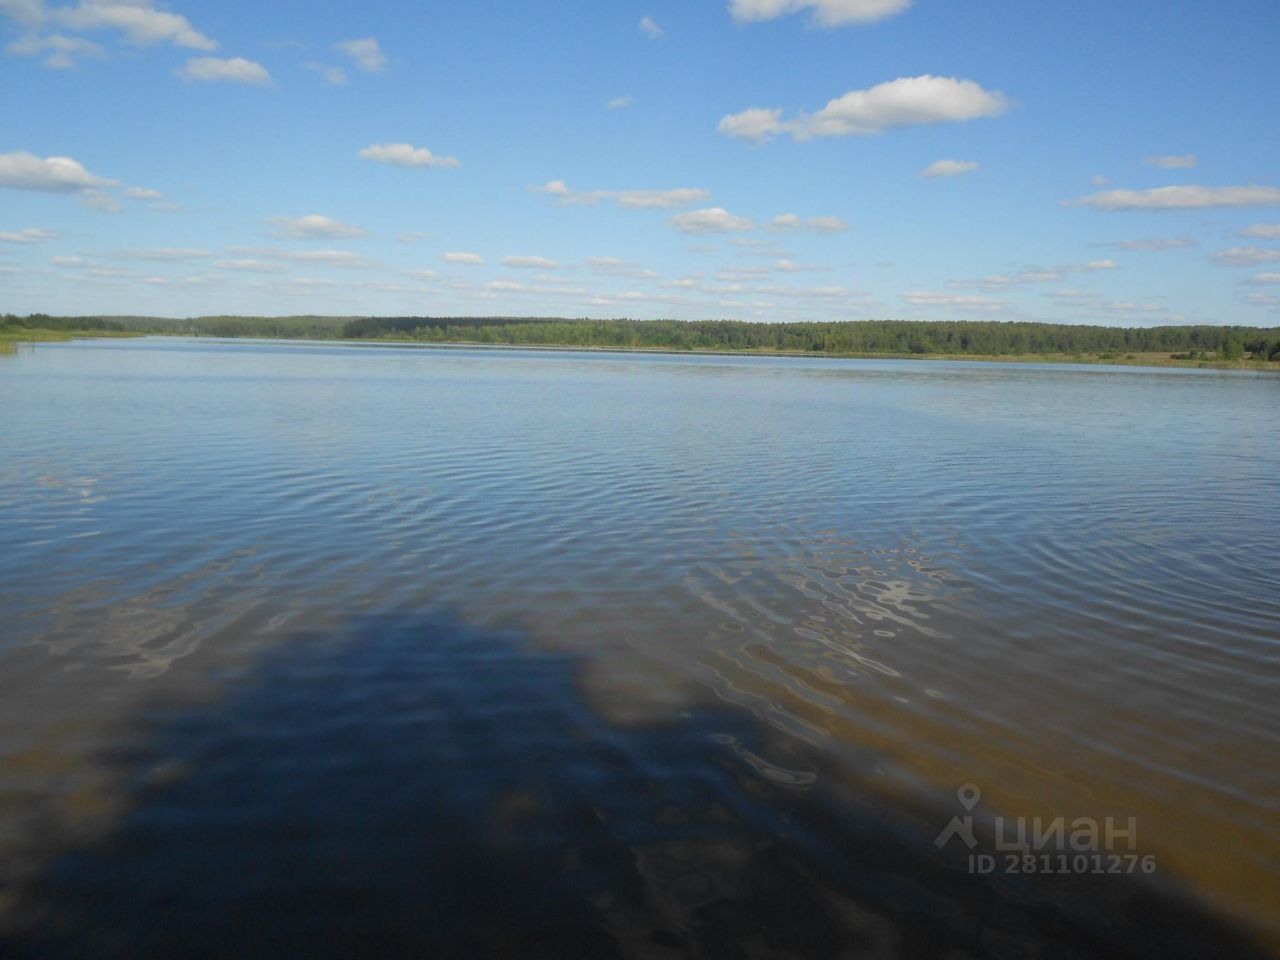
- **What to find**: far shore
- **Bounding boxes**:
[5,328,1280,373]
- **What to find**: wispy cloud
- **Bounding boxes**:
[533,180,709,209]
[0,226,59,243]
[266,214,365,239]
[1209,246,1280,267]
[502,255,560,269]
[1100,237,1195,251]
[337,37,386,72]
[179,56,271,85]
[443,251,484,265]
[1065,185,1280,211]
[768,213,848,233]
[729,0,913,27]
[639,15,663,39]
[669,207,755,234]
[1143,154,1197,169]
[921,159,978,179]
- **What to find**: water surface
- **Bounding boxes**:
[1,338,1277,957]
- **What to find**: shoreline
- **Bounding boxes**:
[7,330,1279,373]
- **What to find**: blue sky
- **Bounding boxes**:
[2,0,1278,324]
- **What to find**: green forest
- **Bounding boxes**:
[4,312,1279,363]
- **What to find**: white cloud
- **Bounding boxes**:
[358,143,459,168]
[502,255,559,269]
[1246,273,1280,285]
[729,0,912,27]
[1144,154,1197,169]
[639,15,663,38]
[53,1,215,50]
[80,189,121,211]
[532,180,709,209]
[267,214,365,239]
[337,37,386,72]
[768,212,848,232]
[443,251,484,265]
[305,62,347,85]
[214,259,286,273]
[284,249,373,268]
[670,207,755,234]
[1065,185,1280,211]
[124,185,161,199]
[1103,237,1195,251]
[0,226,58,243]
[1240,223,1280,238]
[1091,175,1109,187]
[717,108,785,144]
[607,95,633,110]
[719,76,1008,142]
[114,247,212,261]
[179,56,270,85]
[1209,246,1280,267]
[921,159,978,178]
[0,151,116,192]
[902,291,1005,311]
[404,268,438,280]
[615,188,709,209]
[6,32,103,67]
[1084,259,1117,271]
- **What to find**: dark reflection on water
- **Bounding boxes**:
[2,614,1268,960]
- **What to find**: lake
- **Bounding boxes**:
[1,337,1277,958]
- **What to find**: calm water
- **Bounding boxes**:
[1,337,1277,958]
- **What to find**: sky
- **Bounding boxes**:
[1,0,1279,325]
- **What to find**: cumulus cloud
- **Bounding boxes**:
[443,251,484,265]
[1240,223,1280,239]
[1084,259,1117,271]
[124,185,161,199]
[0,150,116,192]
[1209,246,1280,267]
[228,246,376,269]
[729,0,912,26]
[179,56,270,85]
[1144,154,1197,169]
[358,143,459,168]
[921,159,978,178]
[718,76,1008,142]
[31,0,217,49]
[1246,272,1280,285]
[639,15,663,38]
[0,226,58,243]
[502,255,559,269]
[533,180,709,209]
[1065,185,1280,211]
[669,207,755,234]
[6,32,103,67]
[337,37,386,72]
[267,214,365,239]
[768,212,848,232]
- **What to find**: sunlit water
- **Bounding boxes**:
[1,337,1277,958]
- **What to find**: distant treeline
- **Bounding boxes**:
[339,317,1280,360]
[5,313,1279,360]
